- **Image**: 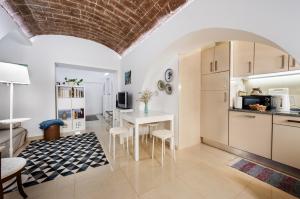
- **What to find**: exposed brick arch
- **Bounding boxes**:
[0,0,187,54]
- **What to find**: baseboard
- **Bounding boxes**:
[201,137,300,179]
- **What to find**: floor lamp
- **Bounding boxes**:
[0,62,30,157]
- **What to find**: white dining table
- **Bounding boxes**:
[120,111,174,161]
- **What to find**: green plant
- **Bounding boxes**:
[64,77,83,85]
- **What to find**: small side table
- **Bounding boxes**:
[44,125,60,141]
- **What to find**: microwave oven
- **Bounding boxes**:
[242,95,272,110]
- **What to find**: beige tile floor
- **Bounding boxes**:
[6,117,298,199]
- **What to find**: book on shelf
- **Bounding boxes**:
[57,86,84,98]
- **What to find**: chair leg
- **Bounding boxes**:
[145,133,148,144]
[0,182,3,199]
[113,135,116,160]
[152,136,155,159]
[126,135,129,154]
[161,139,164,167]
[17,174,27,198]
[163,139,166,157]
[172,137,176,161]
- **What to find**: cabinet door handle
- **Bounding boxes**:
[224,92,227,102]
[281,55,285,69]
[248,61,252,73]
[244,115,256,118]
[210,62,213,72]
[287,119,300,123]
[215,61,218,71]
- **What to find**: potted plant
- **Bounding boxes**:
[64,78,83,86]
[137,90,157,114]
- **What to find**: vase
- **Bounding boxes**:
[144,103,148,114]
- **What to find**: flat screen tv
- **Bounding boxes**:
[117,92,130,109]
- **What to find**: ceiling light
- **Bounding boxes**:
[247,70,300,79]
[104,73,109,76]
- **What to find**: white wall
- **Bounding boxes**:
[121,0,300,146]
[0,33,120,137]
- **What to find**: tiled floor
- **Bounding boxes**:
[6,117,297,199]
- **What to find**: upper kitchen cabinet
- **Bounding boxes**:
[214,42,230,73]
[201,71,229,91]
[254,43,288,75]
[232,41,255,77]
[201,47,214,75]
[201,42,230,75]
[288,56,300,71]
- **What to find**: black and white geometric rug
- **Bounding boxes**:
[18,132,109,187]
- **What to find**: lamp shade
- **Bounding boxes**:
[0,62,30,84]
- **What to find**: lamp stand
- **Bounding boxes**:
[9,83,14,157]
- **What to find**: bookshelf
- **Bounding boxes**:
[56,85,85,133]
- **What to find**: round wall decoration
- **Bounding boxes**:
[165,68,174,82]
[157,80,165,91]
[165,84,173,95]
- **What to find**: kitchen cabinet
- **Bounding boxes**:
[201,71,229,91]
[178,51,201,149]
[201,71,229,145]
[201,42,230,75]
[232,41,255,77]
[273,115,300,169]
[254,43,288,75]
[229,111,272,158]
[201,90,229,145]
[201,47,214,75]
[214,42,230,73]
[288,56,300,71]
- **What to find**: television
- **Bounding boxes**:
[117,92,131,109]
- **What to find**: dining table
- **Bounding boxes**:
[120,111,174,161]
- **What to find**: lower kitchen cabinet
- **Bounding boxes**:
[273,116,300,169]
[229,111,272,158]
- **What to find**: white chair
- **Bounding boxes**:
[151,129,176,167]
[148,122,159,139]
[140,123,159,144]
[109,127,131,160]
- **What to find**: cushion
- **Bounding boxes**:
[0,122,21,130]
[0,128,27,144]
[39,119,64,129]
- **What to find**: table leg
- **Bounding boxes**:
[119,118,124,145]
[134,123,139,161]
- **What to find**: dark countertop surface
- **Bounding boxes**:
[229,108,300,117]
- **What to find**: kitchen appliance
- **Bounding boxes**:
[242,95,272,110]
[234,97,243,109]
[268,88,290,112]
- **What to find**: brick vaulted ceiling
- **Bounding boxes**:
[0,0,187,54]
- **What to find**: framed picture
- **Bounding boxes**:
[125,70,131,85]
[165,68,173,82]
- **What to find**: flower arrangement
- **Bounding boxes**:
[137,90,158,113]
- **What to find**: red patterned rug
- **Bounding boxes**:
[230,159,300,198]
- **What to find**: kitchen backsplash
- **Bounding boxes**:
[243,74,300,108]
